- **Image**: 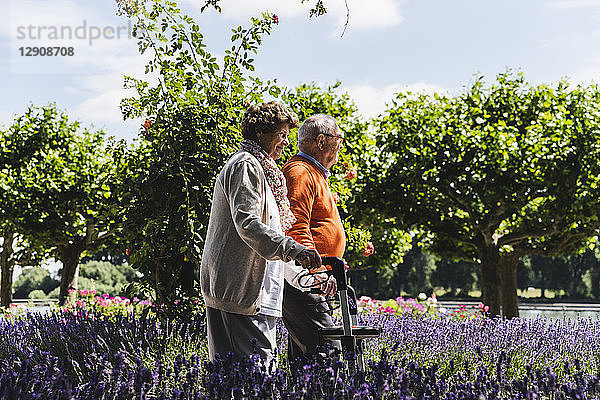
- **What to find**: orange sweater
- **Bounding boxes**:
[283,155,346,257]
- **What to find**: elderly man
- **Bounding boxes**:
[282,113,346,363]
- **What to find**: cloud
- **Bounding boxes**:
[68,73,142,140]
[187,0,404,33]
[71,73,131,123]
[2,0,89,38]
[5,0,138,74]
[3,0,151,134]
[343,82,448,119]
[0,109,18,128]
[67,56,154,127]
[327,0,404,33]
[570,62,600,84]
[209,0,306,19]
[539,33,588,49]
[549,0,600,9]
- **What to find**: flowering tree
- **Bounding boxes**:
[115,0,283,307]
[367,72,600,317]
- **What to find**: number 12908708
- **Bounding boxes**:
[19,47,74,56]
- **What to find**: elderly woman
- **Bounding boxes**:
[200,101,322,366]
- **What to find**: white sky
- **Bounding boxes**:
[1,0,600,141]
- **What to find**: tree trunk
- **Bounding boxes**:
[480,245,502,317]
[0,230,15,308]
[500,255,519,318]
[181,257,195,294]
[541,286,546,299]
[58,244,83,306]
[155,258,173,305]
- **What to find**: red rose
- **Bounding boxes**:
[345,167,357,180]
[273,14,279,24]
[125,248,131,256]
[143,119,152,130]
[362,242,374,257]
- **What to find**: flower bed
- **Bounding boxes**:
[59,289,153,318]
[357,293,488,320]
[0,303,29,321]
[2,296,600,398]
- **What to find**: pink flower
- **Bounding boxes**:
[359,296,372,303]
[362,242,374,257]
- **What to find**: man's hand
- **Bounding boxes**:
[295,248,322,270]
[314,274,337,297]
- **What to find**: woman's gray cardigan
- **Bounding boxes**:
[200,150,306,315]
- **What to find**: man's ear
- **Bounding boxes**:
[316,133,325,150]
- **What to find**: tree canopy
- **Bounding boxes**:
[2,104,120,305]
[368,72,600,316]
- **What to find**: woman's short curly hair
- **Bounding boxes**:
[241,101,300,141]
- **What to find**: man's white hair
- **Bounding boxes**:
[298,114,340,149]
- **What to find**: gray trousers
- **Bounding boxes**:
[282,281,341,363]
[206,306,277,367]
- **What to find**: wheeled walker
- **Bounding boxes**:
[298,256,381,374]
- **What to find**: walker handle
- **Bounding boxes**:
[308,256,347,291]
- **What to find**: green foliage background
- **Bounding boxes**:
[4,0,600,315]
[13,261,139,299]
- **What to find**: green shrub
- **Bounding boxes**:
[13,267,59,299]
[28,290,47,299]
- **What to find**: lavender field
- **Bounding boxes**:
[2,305,600,399]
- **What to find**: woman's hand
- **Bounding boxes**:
[295,248,322,270]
